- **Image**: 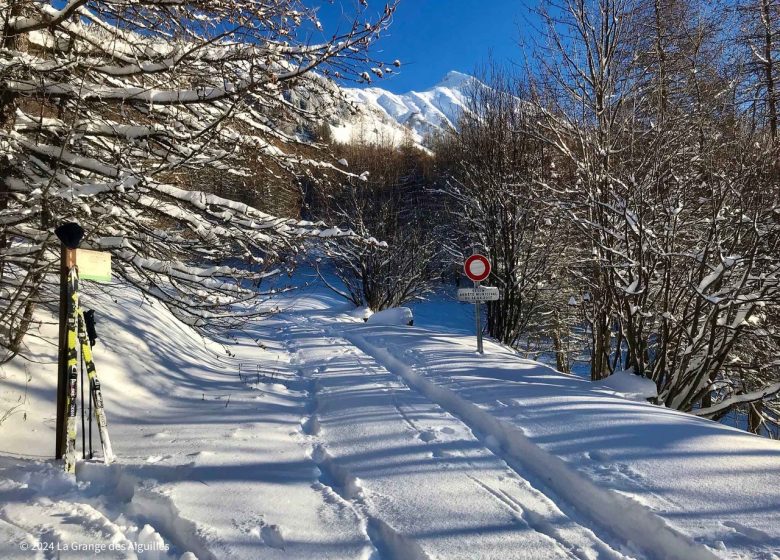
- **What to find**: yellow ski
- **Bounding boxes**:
[78,308,115,464]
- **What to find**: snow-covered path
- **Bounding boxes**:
[283,314,628,560]
[342,325,780,560]
[2,285,780,559]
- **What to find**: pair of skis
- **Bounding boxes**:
[63,267,114,474]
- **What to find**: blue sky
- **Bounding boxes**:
[313,1,537,93]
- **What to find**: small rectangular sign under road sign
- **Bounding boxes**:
[457,287,500,303]
[77,249,112,283]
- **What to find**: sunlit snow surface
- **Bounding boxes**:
[1,273,779,559]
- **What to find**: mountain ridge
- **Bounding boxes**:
[328,71,477,148]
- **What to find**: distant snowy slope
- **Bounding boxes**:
[348,71,475,136]
[329,71,479,147]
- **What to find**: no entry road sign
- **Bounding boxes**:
[464,254,491,282]
[462,254,494,354]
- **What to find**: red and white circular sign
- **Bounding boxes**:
[464,254,491,282]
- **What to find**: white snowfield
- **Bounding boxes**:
[1,284,780,560]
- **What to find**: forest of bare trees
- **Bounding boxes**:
[312,141,441,310]
[0,0,397,357]
[326,0,780,436]
[427,0,780,435]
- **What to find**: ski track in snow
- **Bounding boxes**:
[288,320,428,560]
[281,314,637,560]
[342,328,722,560]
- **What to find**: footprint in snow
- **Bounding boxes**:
[300,366,320,378]
[235,516,286,549]
[260,524,286,550]
[418,430,437,443]
[431,449,457,459]
[417,426,458,444]
[186,451,214,460]
[301,415,321,436]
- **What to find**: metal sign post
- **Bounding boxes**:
[460,254,497,354]
[474,281,483,354]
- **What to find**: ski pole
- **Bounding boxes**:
[88,378,94,459]
[80,348,86,459]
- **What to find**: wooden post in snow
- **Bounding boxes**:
[54,223,83,459]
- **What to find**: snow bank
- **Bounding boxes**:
[347,306,373,322]
[593,370,658,401]
[366,307,413,326]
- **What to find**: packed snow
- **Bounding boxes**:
[1,274,779,559]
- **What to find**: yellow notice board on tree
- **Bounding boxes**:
[77,249,112,283]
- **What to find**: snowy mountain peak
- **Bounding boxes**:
[437,70,475,89]
[329,71,479,149]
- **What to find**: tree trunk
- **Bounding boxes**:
[591,313,612,381]
[761,0,778,140]
[553,327,570,374]
[748,401,763,434]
